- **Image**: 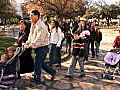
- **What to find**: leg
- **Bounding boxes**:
[56,47,62,66]
[68,41,72,55]
[66,56,77,76]
[78,57,85,77]
[84,42,89,61]
[34,46,48,83]
[49,44,56,66]
[42,62,56,77]
[91,41,95,57]
[95,42,100,56]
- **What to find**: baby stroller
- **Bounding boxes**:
[101,48,120,80]
[0,46,24,89]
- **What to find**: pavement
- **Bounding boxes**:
[1,27,120,90]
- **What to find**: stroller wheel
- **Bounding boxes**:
[101,74,106,79]
[109,76,115,80]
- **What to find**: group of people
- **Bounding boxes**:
[0,10,104,85]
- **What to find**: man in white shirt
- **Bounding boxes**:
[24,10,56,85]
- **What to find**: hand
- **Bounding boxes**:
[13,42,18,46]
[76,56,80,58]
[24,44,30,49]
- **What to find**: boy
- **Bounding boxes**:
[0,47,15,64]
[66,31,86,77]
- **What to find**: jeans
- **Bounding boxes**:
[67,56,85,75]
[84,42,89,60]
[34,46,56,83]
[95,41,100,55]
[49,44,61,65]
[88,41,95,57]
[66,41,72,55]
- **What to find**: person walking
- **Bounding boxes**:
[49,20,63,67]
[95,28,102,57]
[24,10,56,85]
[65,31,86,78]
[113,31,120,48]
[14,20,34,77]
[88,23,96,58]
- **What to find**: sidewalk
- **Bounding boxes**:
[1,28,120,90]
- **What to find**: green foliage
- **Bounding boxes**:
[0,36,16,55]
[0,0,17,18]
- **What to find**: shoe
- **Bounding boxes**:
[65,74,73,78]
[51,73,56,80]
[56,64,61,67]
[30,78,42,85]
[96,55,98,57]
[79,74,85,77]
[91,56,95,58]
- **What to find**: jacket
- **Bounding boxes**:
[26,19,49,48]
[95,32,102,42]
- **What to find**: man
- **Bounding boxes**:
[24,10,56,85]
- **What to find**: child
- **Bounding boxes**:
[104,49,120,65]
[66,31,86,77]
[0,47,15,64]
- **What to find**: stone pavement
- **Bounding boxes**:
[1,28,120,90]
[15,29,120,90]
[14,48,120,90]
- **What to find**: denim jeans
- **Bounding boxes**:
[66,41,72,55]
[34,46,56,83]
[88,41,95,57]
[49,44,61,65]
[84,42,89,60]
[95,41,100,55]
[67,56,85,75]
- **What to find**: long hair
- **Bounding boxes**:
[52,20,59,30]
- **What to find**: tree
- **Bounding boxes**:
[0,0,16,18]
[85,0,120,26]
[22,0,87,20]
[98,4,120,26]
[0,0,17,24]
[39,0,86,18]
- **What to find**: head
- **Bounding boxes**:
[0,54,9,63]
[96,28,100,32]
[19,20,27,31]
[6,47,15,58]
[73,31,80,40]
[90,23,95,31]
[51,20,59,29]
[30,10,40,24]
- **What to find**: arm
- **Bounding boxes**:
[113,36,118,48]
[26,26,32,45]
[56,28,64,47]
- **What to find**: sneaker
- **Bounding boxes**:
[79,74,85,77]
[65,74,73,78]
[51,73,56,80]
[96,55,98,57]
[30,78,42,85]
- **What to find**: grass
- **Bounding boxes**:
[0,36,66,61]
[0,36,16,55]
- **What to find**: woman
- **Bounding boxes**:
[95,28,102,57]
[113,31,120,48]
[88,23,96,58]
[49,20,63,67]
[15,20,34,74]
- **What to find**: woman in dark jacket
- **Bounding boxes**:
[88,23,96,58]
[15,20,34,74]
[95,28,102,57]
